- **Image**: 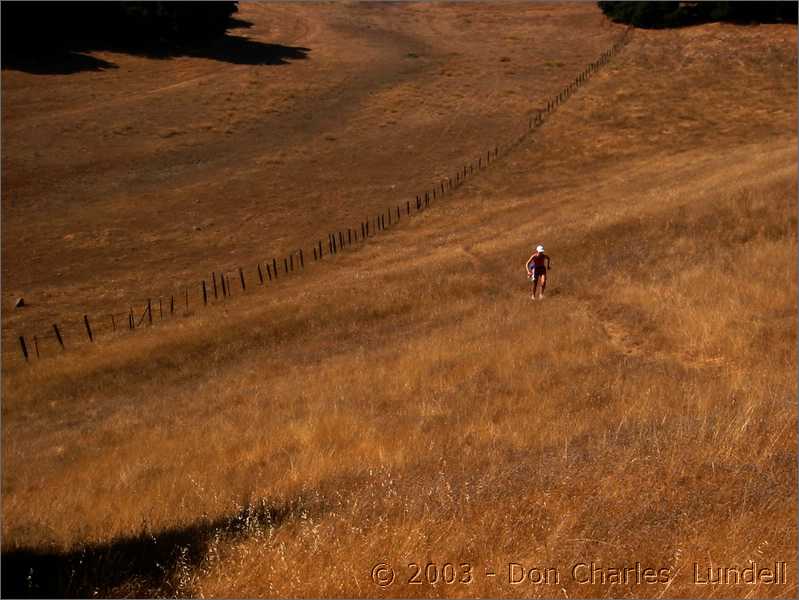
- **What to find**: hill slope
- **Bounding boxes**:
[2,3,796,597]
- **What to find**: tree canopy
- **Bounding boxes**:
[2,2,239,55]
[598,1,797,28]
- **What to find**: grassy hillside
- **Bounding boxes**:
[2,2,796,597]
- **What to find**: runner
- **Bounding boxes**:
[525,244,551,300]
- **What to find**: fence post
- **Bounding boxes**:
[339,231,344,248]
[185,288,189,313]
[84,314,94,342]
[272,258,278,279]
[257,264,264,284]
[53,324,65,349]
[19,336,29,362]
[129,308,135,329]
[284,257,289,274]
[299,249,304,268]
[147,299,153,325]
[203,280,208,304]
[289,254,294,272]
[239,267,246,290]
[318,240,323,258]
[221,274,228,297]
[313,246,318,261]
[111,314,116,331]
[212,272,218,299]
[170,296,175,315]
[159,298,163,320]
[33,335,40,359]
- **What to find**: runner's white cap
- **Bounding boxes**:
[536,245,544,252]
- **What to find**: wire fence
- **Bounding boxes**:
[13,27,632,365]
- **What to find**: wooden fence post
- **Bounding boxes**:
[299,249,304,268]
[53,324,65,349]
[84,314,94,342]
[147,299,153,325]
[111,314,116,331]
[221,274,228,297]
[272,258,278,279]
[33,335,40,359]
[170,296,175,315]
[129,308,135,329]
[159,298,163,320]
[185,288,189,312]
[284,257,289,274]
[266,263,273,281]
[19,336,29,362]
[318,240,323,258]
[203,280,208,305]
[212,272,218,299]
[257,264,264,284]
[239,267,246,291]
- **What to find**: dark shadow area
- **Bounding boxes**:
[180,36,310,66]
[1,498,304,598]
[2,2,309,75]
[598,0,797,28]
[2,52,118,76]
[227,17,253,30]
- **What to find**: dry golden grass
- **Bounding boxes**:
[1,3,796,598]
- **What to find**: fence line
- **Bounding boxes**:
[13,28,632,364]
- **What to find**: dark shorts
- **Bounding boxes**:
[532,266,547,280]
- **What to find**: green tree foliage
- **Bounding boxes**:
[597,1,797,28]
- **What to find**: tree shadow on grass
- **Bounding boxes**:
[1,498,307,598]
[2,52,119,75]
[2,13,309,75]
[3,36,309,75]
[178,35,310,66]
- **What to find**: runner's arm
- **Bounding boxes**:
[525,254,535,276]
